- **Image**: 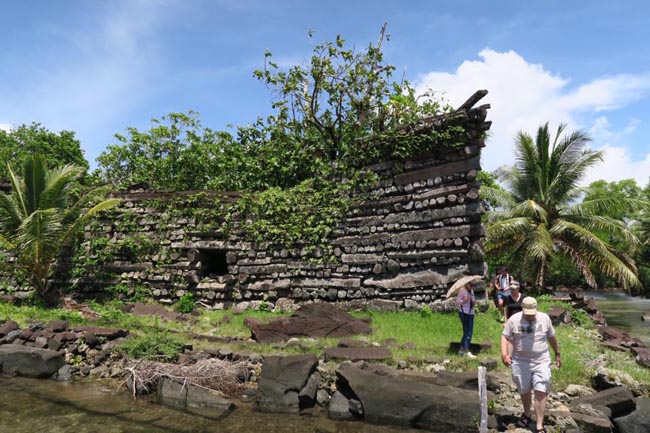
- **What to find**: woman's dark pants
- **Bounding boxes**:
[459,311,474,351]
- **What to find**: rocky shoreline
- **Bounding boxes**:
[1,295,649,433]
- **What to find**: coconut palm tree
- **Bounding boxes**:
[0,154,119,304]
[484,123,644,291]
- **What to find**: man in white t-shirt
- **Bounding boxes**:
[501,297,561,433]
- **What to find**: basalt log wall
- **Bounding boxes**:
[1,96,491,308]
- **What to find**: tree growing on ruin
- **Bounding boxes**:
[96,25,450,191]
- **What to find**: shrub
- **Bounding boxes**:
[419,305,433,318]
[175,293,195,314]
[118,331,185,362]
[107,283,150,303]
[570,308,594,327]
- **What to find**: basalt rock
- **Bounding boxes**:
[255,354,319,413]
[0,344,66,378]
[0,320,19,338]
[323,347,392,362]
[571,386,636,418]
[336,363,478,432]
[157,377,234,420]
[614,398,650,433]
[631,346,650,368]
[245,303,371,343]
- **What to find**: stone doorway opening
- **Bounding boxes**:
[199,249,229,277]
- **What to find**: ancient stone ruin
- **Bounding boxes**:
[1,91,491,308]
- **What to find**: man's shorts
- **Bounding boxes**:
[497,290,511,302]
[511,360,551,394]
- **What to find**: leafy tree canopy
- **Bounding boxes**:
[95,112,239,191]
[0,123,89,179]
[95,26,452,191]
[583,179,645,221]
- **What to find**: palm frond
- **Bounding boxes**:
[550,219,610,254]
[63,198,121,245]
[40,164,83,209]
[584,248,640,289]
[524,223,554,261]
[63,184,116,223]
[486,217,534,242]
[563,214,640,248]
[548,151,603,202]
[0,192,22,234]
[569,197,650,217]
[480,185,517,209]
[23,155,48,214]
[512,199,549,223]
[554,239,597,287]
[6,163,28,218]
[484,234,526,255]
[15,209,64,260]
[484,208,518,223]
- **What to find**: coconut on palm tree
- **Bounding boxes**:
[484,123,644,291]
[0,154,119,304]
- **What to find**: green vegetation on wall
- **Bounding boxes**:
[231,174,377,257]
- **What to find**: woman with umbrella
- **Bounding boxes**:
[449,275,482,358]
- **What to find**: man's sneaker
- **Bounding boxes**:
[457,349,467,356]
[465,352,477,359]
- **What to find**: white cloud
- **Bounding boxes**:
[582,145,650,186]
[415,49,650,186]
[0,123,12,132]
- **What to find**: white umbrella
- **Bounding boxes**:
[445,275,484,298]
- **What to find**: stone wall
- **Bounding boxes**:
[1,92,491,308]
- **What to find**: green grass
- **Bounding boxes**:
[352,309,503,360]
[117,329,186,362]
[0,303,87,326]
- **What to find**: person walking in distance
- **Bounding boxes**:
[494,267,513,322]
[456,281,477,359]
[501,297,561,433]
[504,281,524,320]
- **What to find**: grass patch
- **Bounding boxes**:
[0,303,87,326]
[117,329,186,362]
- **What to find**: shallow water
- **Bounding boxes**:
[0,376,420,433]
[588,291,650,345]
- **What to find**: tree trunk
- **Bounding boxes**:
[536,262,546,293]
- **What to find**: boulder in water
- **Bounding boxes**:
[0,344,65,378]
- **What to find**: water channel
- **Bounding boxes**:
[0,376,420,433]
[589,291,650,346]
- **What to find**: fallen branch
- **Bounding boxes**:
[120,357,249,399]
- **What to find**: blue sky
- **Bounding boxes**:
[1,0,649,185]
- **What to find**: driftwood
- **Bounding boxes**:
[121,358,248,399]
